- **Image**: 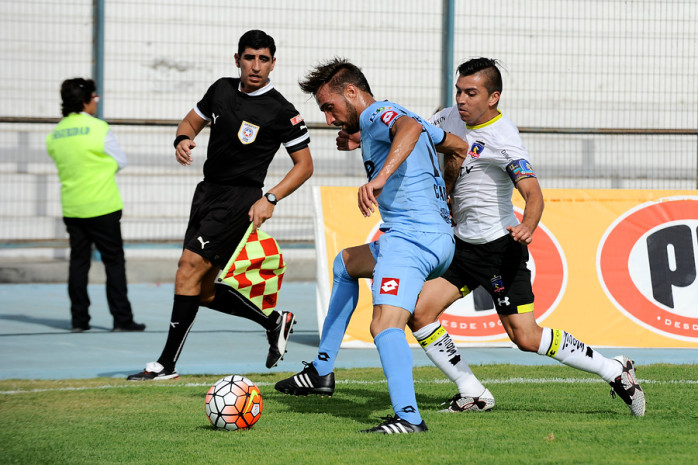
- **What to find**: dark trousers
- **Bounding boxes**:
[63,210,134,328]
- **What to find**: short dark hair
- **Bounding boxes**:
[457,58,503,94]
[299,57,372,96]
[60,78,96,117]
[238,29,276,57]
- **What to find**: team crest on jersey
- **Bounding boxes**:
[490,275,505,293]
[238,121,260,144]
[468,141,485,158]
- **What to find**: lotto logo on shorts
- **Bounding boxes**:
[380,277,400,295]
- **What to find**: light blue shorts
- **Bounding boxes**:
[369,229,455,313]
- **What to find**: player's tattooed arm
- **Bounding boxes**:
[437,133,468,194]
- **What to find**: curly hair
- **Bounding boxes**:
[60,78,95,116]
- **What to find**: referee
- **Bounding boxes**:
[128,30,313,380]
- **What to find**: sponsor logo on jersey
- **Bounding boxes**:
[597,196,698,342]
[431,115,446,126]
[380,277,400,295]
[468,141,485,158]
[368,106,392,123]
[380,110,399,126]
[238,121,260,144]
[290,114,304,125]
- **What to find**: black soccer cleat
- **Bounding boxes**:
[360,415,428,434]
[274,361,335,396]
[266,311,296,369]
[126,362,179,381]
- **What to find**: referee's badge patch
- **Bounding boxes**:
[238,121,259,144]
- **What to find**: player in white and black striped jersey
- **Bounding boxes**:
[410,58,645,417]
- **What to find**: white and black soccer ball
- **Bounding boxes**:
[205,375,263,431]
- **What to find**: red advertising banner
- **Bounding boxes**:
[313,187,698,348]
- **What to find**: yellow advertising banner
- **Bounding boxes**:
[313,186,698,348]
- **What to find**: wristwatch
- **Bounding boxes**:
[264,193,278,205]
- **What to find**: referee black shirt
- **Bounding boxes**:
[195,77,310,187]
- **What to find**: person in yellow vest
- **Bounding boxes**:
[46,78,145,333]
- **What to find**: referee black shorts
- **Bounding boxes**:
[440,234,535,315]
[183,181,262,269]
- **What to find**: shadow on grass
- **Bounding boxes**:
[269,383,452,427]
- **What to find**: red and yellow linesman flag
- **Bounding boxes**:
[216,223,286,316]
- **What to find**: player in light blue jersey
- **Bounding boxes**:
[327,58,644,418]
[275,58,469,434]
[358,101,452,234]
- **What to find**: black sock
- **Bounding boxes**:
[157,294,199,371]
[206,285,280,330]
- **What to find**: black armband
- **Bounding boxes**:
[173,134,191,148]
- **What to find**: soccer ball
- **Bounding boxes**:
[205,375,263,430]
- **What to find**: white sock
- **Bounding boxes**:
[537,328,621,382]
[413,322,486,396]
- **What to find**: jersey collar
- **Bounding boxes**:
[238,79,274,96]
[466,110,502,130]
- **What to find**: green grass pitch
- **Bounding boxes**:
[1,364,696,465]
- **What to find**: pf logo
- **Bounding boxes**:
[364,210,567,340]
[597,196,698,342]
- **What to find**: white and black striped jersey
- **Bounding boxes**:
[429,106,536,244]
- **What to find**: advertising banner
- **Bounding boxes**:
[313,186,698,348]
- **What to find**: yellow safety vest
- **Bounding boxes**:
[46,113,123,218]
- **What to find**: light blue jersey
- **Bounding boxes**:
[313,100,456,426]
[360,101,452,234]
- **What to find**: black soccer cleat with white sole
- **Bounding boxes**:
[266,311,296,369]
[439,388,495,412]
[360,415,428,434]
[274,361,335,396]
[609,355,646,416]
[126,361,179,381]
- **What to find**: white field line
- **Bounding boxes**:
[0,377,696,395]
